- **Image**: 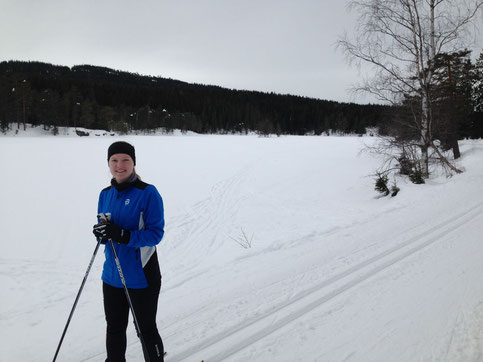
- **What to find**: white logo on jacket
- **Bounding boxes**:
[125,199,130,206]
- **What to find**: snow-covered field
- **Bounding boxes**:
[1,130,482,361]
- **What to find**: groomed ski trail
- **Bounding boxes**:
[167,202,483,362]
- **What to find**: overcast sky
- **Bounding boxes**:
[1,0,481,104]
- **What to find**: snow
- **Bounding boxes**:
[0,124,201,137]
[0,130,482,361]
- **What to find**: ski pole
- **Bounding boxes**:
[53,239,102,362]
[109,239,151,362]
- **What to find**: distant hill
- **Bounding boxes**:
[0,60,391,135]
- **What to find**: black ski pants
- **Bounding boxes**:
[103,282,164,362]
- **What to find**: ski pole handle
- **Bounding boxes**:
[97,212,111,223]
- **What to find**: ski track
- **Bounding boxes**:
[168,169,245,255]
[165,202,483,362]
[159,167,252,295]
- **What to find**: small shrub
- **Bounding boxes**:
[229,229,254,249]
[375,173,390,196]
[409,170,425,184]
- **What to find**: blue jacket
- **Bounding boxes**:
[98,177,164,289]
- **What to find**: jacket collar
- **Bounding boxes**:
[111,173,138,191]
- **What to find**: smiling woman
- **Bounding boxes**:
[93,140,166,361]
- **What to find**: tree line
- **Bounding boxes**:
[0,60,391,135]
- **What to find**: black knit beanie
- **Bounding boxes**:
[107,141,136,165]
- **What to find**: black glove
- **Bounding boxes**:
[93,222,106,242]
[92,221,130,244]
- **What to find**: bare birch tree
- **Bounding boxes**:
[339,0,482,177]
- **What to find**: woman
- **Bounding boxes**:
[93,141,165,362]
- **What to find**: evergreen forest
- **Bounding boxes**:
[0,61,391,135]
[0,60,481,138]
